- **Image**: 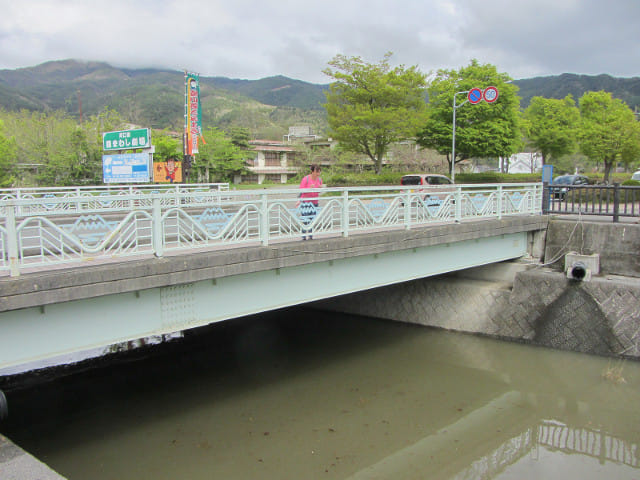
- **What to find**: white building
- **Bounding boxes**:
[504,152,543,174]
[234,140,298,184]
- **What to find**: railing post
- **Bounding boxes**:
[404,190,411,230]
[496,185,503,219]
[6,201,20,277]
[613,183,620,223]
[261,193,269,246]
[75,187,82,213]
[342,189,349,237]
[454,186,462,222]
[152,197,164,257]
[541,182,549,214]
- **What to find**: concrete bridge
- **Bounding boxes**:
[0,183,544,372]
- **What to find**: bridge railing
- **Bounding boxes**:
[0,183,542,276]
[543,182,640,222]
[0,183,230,217]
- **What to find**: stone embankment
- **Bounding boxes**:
[317,218,640,358]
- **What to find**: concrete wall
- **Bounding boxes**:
[316,219,640,359]
[544,219,640,278]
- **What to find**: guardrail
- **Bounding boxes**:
[0,183,542,276]
[543,182,640,222]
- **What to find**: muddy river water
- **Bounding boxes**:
[2,307,639,479]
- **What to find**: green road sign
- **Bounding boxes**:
[103,128,151,151]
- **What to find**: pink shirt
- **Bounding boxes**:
[299,174,323,203]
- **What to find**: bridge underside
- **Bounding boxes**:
[0,217,546,371]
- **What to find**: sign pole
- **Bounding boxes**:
[451,90,469,182]
[183,71,189,179]
[451,86,499,182]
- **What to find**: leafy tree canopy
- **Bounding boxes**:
[0,119,16,187]
[195,127,249,182]
[152,131,181,162]
[416,59,522,175]
[323,52,428,174]
[578,90,640,183]
[0,107,125,186]
[523,95,580,165]
[229,126,251,150]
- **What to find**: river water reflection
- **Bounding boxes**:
[2,308,640,479]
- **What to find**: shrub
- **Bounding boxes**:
[622,179,640,186]
[455,172,540,184]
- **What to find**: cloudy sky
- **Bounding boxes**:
[0,0,638,83]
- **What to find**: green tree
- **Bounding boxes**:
[416,60,522,175]
[196,127,248,182]
[0,119,16,187]
[0,108,125,186]
[523,95,580,166]
[579,91,640,183]
[323,53,428,174]
[152,131,181,162]
[229,126,251,150]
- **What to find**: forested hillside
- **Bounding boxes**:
[0,60,329,138]
[0,60,638,139]
[515,73,640,109]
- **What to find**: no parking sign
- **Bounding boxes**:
[467,88,483,104]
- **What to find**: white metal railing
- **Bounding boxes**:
[0,183,542,276]
[0,183,230,217]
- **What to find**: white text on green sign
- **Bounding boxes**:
[103,128,150,151]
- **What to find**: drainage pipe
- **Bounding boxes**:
[570,262,587,281]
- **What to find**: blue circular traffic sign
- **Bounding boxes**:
[468,88,483,104]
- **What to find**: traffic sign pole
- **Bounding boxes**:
[452,90,469,182]
[451,86,499,181]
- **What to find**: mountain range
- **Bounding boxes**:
[0,59,638,138]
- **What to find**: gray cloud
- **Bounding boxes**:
[0,0,637,82]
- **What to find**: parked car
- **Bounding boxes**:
[400,174,454,205]
[632,171,640,181]
[551,174,590,200]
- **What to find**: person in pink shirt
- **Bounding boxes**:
[299,164,323,240]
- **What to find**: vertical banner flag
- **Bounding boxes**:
[185,72,203,155]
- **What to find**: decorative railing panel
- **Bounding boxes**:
[0,183,542,276]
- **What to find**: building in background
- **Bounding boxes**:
[235,140,298,184]
[504,152,543,174]
[283,125,320,143]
